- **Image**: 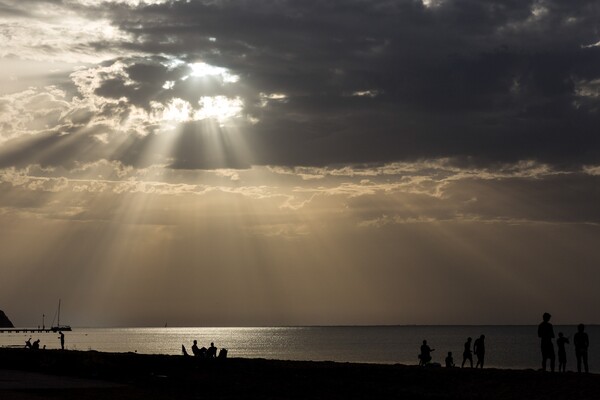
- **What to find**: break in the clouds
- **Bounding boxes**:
[1,1,600,326]
[1,0,599,168]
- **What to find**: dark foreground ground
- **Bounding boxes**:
[1,348,598,399]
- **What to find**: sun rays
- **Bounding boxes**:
[2,0,600,326]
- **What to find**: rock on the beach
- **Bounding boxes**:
[0,310,14,328]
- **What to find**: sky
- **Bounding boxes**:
[1,0,599,327]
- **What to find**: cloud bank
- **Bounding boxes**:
[1,0,600,326]
[1,0,599,169]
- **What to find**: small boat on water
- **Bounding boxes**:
[51,299,71,332]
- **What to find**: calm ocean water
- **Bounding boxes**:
[1,326,598,372]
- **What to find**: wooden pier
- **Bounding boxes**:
[0,327,71,334]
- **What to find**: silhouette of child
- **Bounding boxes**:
[556,332,569,372]
[445,352,455,368]
[462,337,473,368]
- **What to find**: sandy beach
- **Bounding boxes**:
[0,348,598,399]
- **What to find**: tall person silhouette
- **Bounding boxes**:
[573,324,589,373]
[474,334,485,369]
[538,312,555,372]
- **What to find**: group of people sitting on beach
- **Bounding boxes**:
[24,337,42,350]
[23,332,65,351]
[418,334,486,369]
[182,340,228,359]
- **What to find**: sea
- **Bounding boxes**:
[1,326,598,373]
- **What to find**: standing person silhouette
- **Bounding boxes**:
[538,312,555,372]
[462,337,473,368]
[573,324,589,373]
[556,332,569,372]
[474,334,485,369]
[59,331,65,350]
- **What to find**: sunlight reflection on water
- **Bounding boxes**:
[1,326,598,372]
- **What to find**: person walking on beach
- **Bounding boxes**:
[418,340,434,366]
[59,331,65,350]
[573,324,589,373]
[556,332,569,372]
[538,312,555,372]
[462,337,473,368]
[474,334,485,369]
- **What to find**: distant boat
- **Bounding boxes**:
[51,299,72,332]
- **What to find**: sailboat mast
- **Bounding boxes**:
[58,299,61,327]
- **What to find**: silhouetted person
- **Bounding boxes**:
[59,331,65,350]
[419,340,434,366]
[32,339,40,350]
[25,338,32,349]
[218,348,228,359]
[574,324,589,373]
[474,334,485,369]
[556,332,569,372]
[462,337,473,368]
[445,351,455,368]
[192,340,201,357]
[538,312,555,372]
[207,342,217,358]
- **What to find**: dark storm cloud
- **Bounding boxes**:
[82,0,600,167]
[2,0,600,169]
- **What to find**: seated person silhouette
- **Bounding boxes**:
[32,339,40,350]
[418,340,434,366]
[218,348,228,359]
[207,342,217,358]
[191,340,201,357]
